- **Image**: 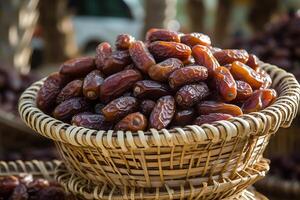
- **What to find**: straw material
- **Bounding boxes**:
[19,62,300,188]
[56,159,269,200]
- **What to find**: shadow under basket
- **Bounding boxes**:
[18,62,300,189]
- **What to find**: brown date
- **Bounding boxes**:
[101,96,138,121]
[172,108,196,126]
[257,68,272,89]
[37,72,65,113]
[175,83,210,107]
[214,67,237,102]
[213,49,249,65]
[53,97,89,122]
[94,103,105,114]
[115,112,148,131]
[235,80,253,101]
[59,56,95,77]
[95,42,112,69]
[148,41,192,61]
[148,58,183,82]
[180,32,211,47]
[246,54,260,71]
[115,34,135,50]
[129,41,156,73]
[193,113,233,126]
[102,50,132,75]
[56,80,83,104]
[139,99,156,116]
[37,187,66,200]
[149,95,176,130]
[230,61,264,89]
[168,65,208,88]
[192,45,220,76]
[145,28,180,43]
[10,184,28,200]
[72,113,111,130]
[133,80,171,100]
[100,69,142,103]
[197,101,243,116]
[241,89,277,113]
[0,176,19,197]
[83,70,104,100]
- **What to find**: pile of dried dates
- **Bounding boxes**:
[36,28,277,131]
[0,174,74,200]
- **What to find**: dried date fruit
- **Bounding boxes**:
[56,80,83,104]
[257,68,272,89]
[246,54,260,71]
[235,80,253,101]
[0,176,19,197]
[133,80,171,100]
[100,69,142,103]
[27,178,49,196]
[175,83,210,107]
[53,97,89,122]
[168,65,208,88]
[37,187,66,200]
[115,112,148,131]
[129,41,156,73]
[10,184,28,200]
[149,96,176,129]
[230,61,264,89]
[241,89,277,113]
[214,67,237,102]
[95,42,112,69]
[72,113,111,130]
[213,49,249,65]
[180,33,211,47]
[139,99,156,116]
[115,34,135,50]
[59,56,95,77]
[148,41,191,61]
[94,103,105,114]
[145,28,180,42]
[192,45,220,76]
[197,101,243,116]
[148,58,183,82]
[193,113,232,126]
[172,108,196,126]
[102,50,132,75]
[101,96,138,121]
[37,72,65,113]
[83,70,104,100]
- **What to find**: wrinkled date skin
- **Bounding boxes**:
[180,33,211,47]
[101,96,138,121]
[230,61,264,89]
[172,108,196,126]
[129,41,156,73]
[257,68,272,89]
[59,56,95,77]
[53,97,89,122]
[139,99,156,116]
[175,83,210,107]
[115,112,148,131]
[83,70,104,100]
[193,113,232,126]
[148,41,192,61]
[197,101,243,116]
[10,184,28,200]
[95,42,112,69]
[242,89,277,113]
[72,113,111,130]
[235,80,253,101]
[213,49,249,65]
[168,65,208,88]
[214,67,237,102]
[148,58,183,82]
[149,95,176,130]
[115,34,135,50]
[146,28,180,43]
[0,176,19,198]
[192,45,220,76]
[133,80,171,100]
[246,54,260,71]
[103,50,132,75]
[57,80,83,104]
[100,69,142,103]
[37,73,65,113]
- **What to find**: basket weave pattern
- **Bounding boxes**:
[18,63,300,188]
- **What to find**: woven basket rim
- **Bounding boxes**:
[18,62,300,150]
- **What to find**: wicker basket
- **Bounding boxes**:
[18,62,300,189]
[55,158,269,200]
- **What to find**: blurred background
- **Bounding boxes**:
[0,0,300,199]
